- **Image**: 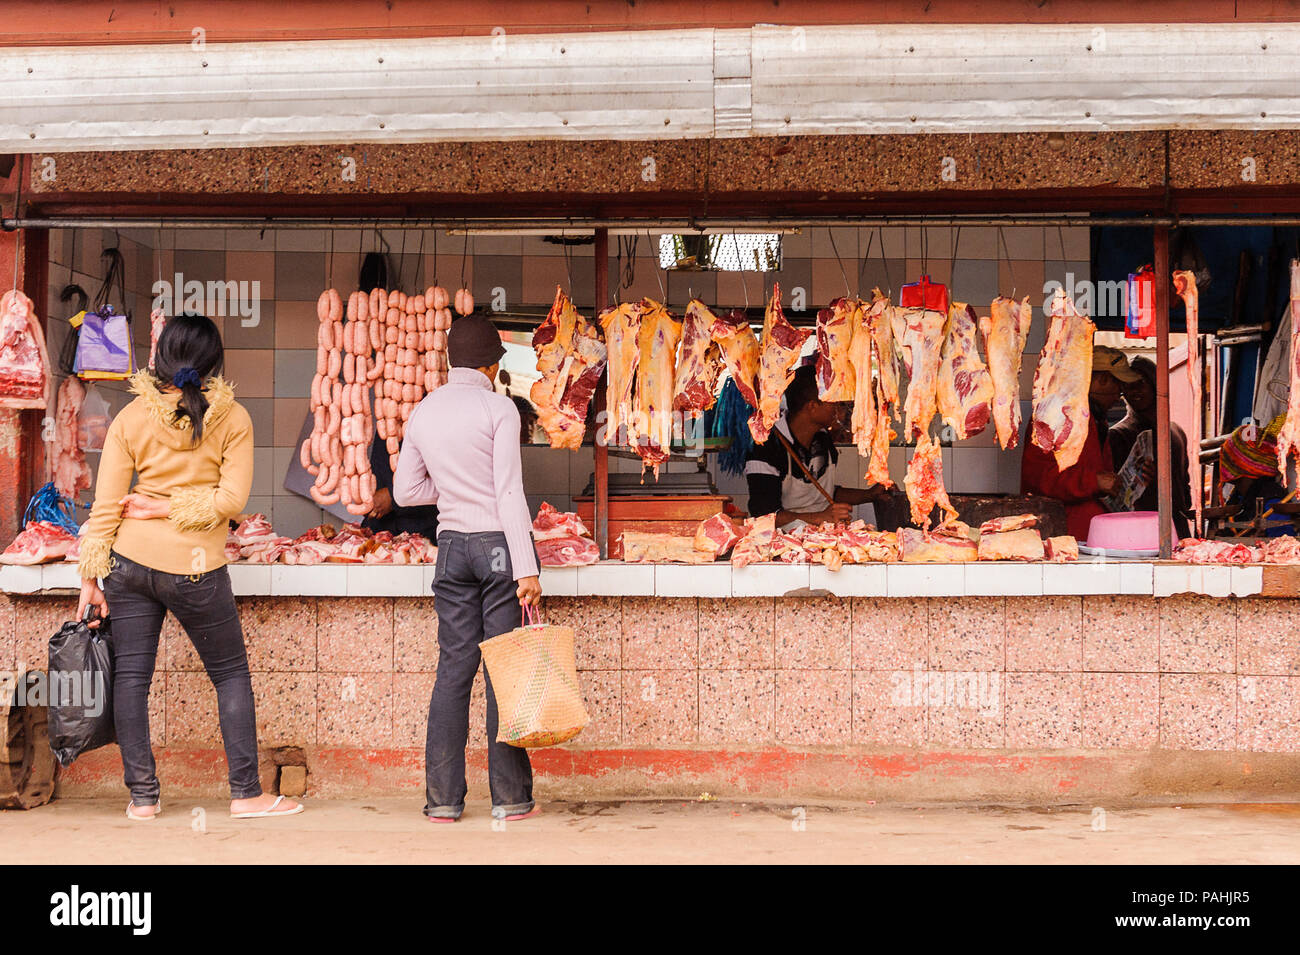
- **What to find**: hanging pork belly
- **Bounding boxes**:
[530,287,607,451]
[672,299,724,418]
[936,301,994,441]
[0,290,50,410]
[750,283,811,443]
[980,295,1033,450]
[631,298,682,476]
[1031,288,1096,470]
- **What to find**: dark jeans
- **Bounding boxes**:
[102,552,262,803]
[425,530,533,819]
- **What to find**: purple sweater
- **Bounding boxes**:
[393,367,539,578]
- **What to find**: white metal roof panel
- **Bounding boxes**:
[1,23,1299,152]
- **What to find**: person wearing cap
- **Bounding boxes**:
[1108,354,1193,539]
[393,312,542,824]
[1020,344,1139,541]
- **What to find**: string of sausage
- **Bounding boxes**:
[307,284,472,507]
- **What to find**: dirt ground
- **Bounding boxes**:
[3,797,1299,864]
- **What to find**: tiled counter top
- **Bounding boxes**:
[4,559,1274,598]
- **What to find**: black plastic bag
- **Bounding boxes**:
[47,607,116,767]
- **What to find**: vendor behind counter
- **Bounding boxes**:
[1020,345,1136,541]
[745,365,887,529]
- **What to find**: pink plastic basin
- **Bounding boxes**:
[1086,511,1160,551]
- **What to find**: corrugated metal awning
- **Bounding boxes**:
[2,23,1299,152]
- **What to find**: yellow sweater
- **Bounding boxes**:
[78,372,254,579]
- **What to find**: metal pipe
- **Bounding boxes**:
[16,214,1300,231]
[1154,226,1174,558]
[592,227,610,560]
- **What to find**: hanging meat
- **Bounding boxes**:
[709,307,761,410]
[599,301,642,449]
[936,301,995,441]
[530,287,607,451]
[306,289,345,507]
[1172,271,1202,522]
[52,375,92,500]
[904,432,958,529]
[891,300,946,442]
[751,283,811,443]
[847,290,896,489]
[1031,288,1097,470]
[980,295,1033,450]
[337,291,377,515]
[147,308,166,370]
[672,300,724,419]
[1277,261,1300,485]
[815,297,859,402]
[0,289,50,409]
[632,298,683,476]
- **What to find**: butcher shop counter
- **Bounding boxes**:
[0,556,1287,598]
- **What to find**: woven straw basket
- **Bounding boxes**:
[479,612,588,748]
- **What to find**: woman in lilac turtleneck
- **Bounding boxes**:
[394,313,542,824]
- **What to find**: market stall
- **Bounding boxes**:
[4,180,1300,802]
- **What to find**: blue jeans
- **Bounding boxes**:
[425,531,533,819]
[102,552,262,803]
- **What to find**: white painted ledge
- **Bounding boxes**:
[4,558,1276,599]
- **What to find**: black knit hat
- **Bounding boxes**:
[447,313,506,368]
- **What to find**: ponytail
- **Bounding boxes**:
[152,314,224,446]
[172,368,210,443]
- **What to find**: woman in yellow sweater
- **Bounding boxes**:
[77,314,302,821]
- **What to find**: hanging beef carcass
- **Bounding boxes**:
[0,289,50,409]
[936,301,995,441]
[709,307,761,410]
[815,297,859,402]
[1277,261,1300,485]
[599,301,642,449]
[673,300,724,419]
[1031,288,1097,470]
[631,298,682,476]
[530,287,607,451]
[980,295,1033,450]
[751,283,811,443]
[53,375,92,499]
[891,300,946,441]
[904,432,958,529]
[847,291,896,489]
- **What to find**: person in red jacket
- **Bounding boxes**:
[1021,346,1139,541]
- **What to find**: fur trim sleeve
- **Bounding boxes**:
[168,487,222,532]
[77,536,115,581]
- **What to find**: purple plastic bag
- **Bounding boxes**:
[74,307,135,378]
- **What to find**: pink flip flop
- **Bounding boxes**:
[503,806,541,822]
[427,815,459,824]
[125,801,161,821]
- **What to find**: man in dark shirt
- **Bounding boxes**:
[363,434,440,538]
[744,364,887,528]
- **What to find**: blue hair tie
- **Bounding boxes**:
[172,367,202,389]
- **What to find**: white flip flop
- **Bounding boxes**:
[230,795,305,819]
[126,801,161,821]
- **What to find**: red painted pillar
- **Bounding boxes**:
[0,157,46,544]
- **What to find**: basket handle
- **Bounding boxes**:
[520,603,542,627]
